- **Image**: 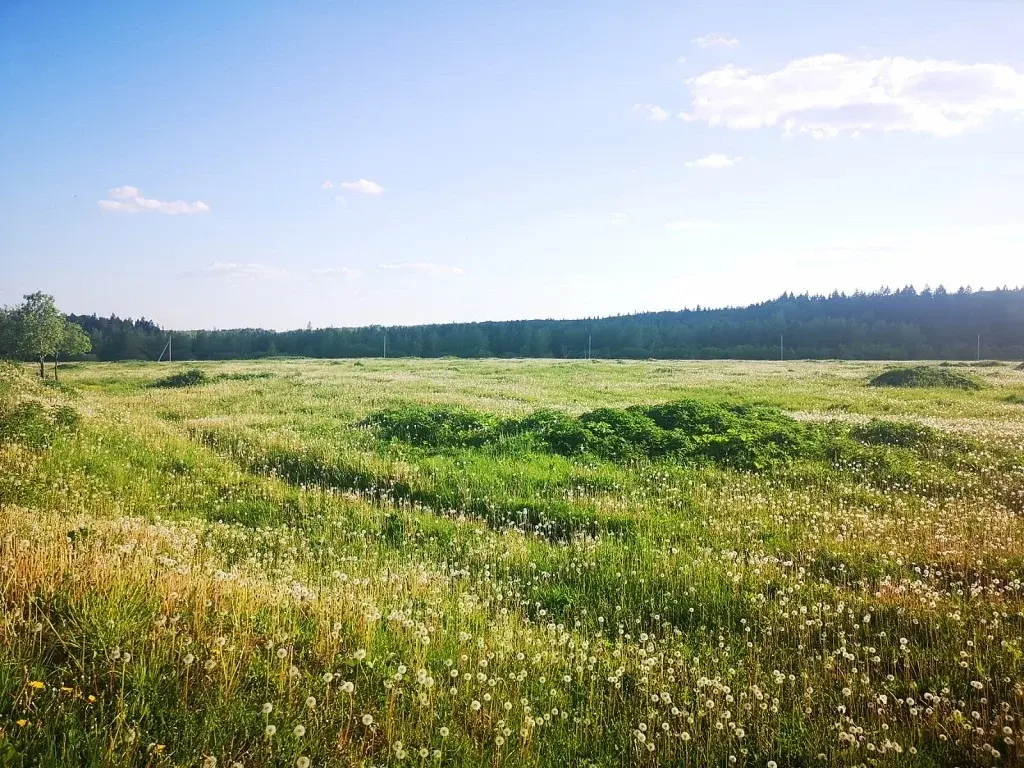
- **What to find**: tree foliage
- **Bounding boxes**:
[11,285,1024,362]
[0,293,92,378]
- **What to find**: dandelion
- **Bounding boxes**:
[471,700,482,711]
[296,758,310,768]
[341,681,354,694]
[322,672,334,684]
[28,680,45,690]
[362,714,374,726]
[265,725,277,737]
[203,758,217,768]
[184,653,195,666]
[293,725,306,738]
[439,727,450,738]
[305,696,316,709]
[262,702,273,714]
[354,649,367,661]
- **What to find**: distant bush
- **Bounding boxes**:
[851,419,936,449]
[868,366,983,391]
[1004,393,1024,405]
[151,368,210,389]
[1016,362,1024,371]
[219,371,275,381]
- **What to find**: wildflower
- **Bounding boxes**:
[305,696,316,709]
[262,702,273,714]
[322,672,334,684]
[293,725,306,737]
[203,758,217,768]
[184,653,195,666]
[362,714,374,726]
[296,758,310,768]
[354,649,367,661]
[341,681,354,694]
[439,727,450,738]
[265,725,277,737]
[28,681,45,690]
[16,719,30,727]
[471,700,482,711]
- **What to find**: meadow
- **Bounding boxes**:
[2,357,1024,767]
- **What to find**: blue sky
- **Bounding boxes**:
[2,0,1023,330]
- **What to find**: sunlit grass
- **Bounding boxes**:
[1,359,1023,766]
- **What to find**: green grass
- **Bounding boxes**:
[1,358,1023,767]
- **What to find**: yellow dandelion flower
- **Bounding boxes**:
[28,681,45,690]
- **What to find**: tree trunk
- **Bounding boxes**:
[39,356,45,379]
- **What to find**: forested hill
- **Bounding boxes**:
[70,286,1024,361]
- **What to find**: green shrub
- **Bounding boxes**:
[868,366,983,390]
[366,398,829,471]
[851,419,937,449]
[363,403,498,448]
[151,368,210,389]
[0,401,81,450]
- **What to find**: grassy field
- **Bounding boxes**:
[2,357,1024,767]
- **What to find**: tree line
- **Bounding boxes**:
[3,286,1024,364]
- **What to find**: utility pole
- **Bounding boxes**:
[168,334,172,363]
[588,333,592,361]
[977,333,981,361]
[780,334,784,361]
[383,329,387,359]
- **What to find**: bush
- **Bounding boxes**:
[868,366,983,390]
[151,368,210,389]
[0,401,81,450]
[851,419,936,449]
[366,398,829,471]
[364,403,498,448]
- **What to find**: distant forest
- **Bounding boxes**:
[68,286,1024,362]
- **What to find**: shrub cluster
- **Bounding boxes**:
[151,368,210,389]
[868,365,983,390]
[366,399,829,471]
[0,401,81,449]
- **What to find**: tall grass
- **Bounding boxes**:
[1,359,1023,766]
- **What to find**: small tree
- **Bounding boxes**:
[15,293,65,378]
[54,321,92,380]
[0,293,90,379]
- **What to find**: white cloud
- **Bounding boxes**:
[312,266,362,278]
[612,212,627,226]
[98,186,210,215]
[682,54,1024,138]
[379,262,466,276]
[321,181,334,190]
[633,103,669,122]
[693,34,739,49]
[685,153,741,168]
[665,218,719,231]
[338,178,385,196]
[197,262,289,280]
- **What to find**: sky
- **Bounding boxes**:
[2,0,1023,330]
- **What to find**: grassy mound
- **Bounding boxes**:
[151,368,210,388]
[0,401,81,449]
[868,365,983,391]
[366,399,828,471]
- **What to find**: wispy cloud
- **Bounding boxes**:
[320,181,335,190]
[338,178,385,196]
[196,262,289,280]
[98,186,210,215]
[312,266,363,279]
[681,54,1024,138]
[379,262,465,276]
[665,218,719,232]
[685,153,742,168]
[693,34,739,49]
[612,212,627,226]
[632,103,669,122]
